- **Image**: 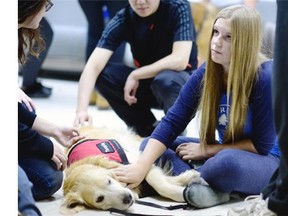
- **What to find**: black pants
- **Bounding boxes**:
[96,63,191,137]
[78,0,127,62]
[262,1,288,215]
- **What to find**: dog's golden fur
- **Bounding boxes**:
[60,126,201,215]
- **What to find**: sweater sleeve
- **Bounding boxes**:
[18,102,54,159]
[18,102,36,127]
[151,63,206,147]
[250,60,276,155]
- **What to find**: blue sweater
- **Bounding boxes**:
[151,60,279,157]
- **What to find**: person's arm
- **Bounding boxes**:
[32,116,84,148]
[176,139,257,161]
[115,138,167,189]
[74,47,113,126]
[249,60,276,155]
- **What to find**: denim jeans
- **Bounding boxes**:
[18,166,42,216]
[18,158,63,200]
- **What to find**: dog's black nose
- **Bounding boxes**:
[123,193,133,204]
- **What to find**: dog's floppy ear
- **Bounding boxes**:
[60,192,87,215]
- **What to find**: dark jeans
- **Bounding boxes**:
[262,1,288,215]
[18,166,42,216]
[141,136,279,195]
[20,18,53,88]
[18,158,63,200]
[78,0,127,62]
[96,63,191,137]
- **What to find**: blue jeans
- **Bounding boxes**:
[18,166,42,216]
[18,158,63,200]
[140,136,279,195]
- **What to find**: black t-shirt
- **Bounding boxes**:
[98,0,198,71]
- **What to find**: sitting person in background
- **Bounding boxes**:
[74,0,198,137]
[18,1,83,215]
[114,5,279,209]
[19,17,54,98]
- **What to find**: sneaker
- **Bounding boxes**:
[22,82,52,98]
[227,194,277,216]
[183,183,230,208]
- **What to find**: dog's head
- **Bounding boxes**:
[60,157,138,215]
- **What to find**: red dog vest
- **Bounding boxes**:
[67,139,129,167]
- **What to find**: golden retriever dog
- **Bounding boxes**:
[60,125,202,215]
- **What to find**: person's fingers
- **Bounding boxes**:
[52,156,62,170]
[127,183,139,189]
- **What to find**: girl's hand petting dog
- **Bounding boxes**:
[114,163,147,189]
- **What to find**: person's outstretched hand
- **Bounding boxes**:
[74,110,93,127]
[53,126,85,148]
[114,163,147,189]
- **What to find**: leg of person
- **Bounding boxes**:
[96,63,157,137]
[78,0,127,108]
[151,70,191,135]
[185,149,279,208]
[19,158,63,200]
[20,17,53,98]
[151,70,190,113]
[140,136,202,175]
[78,0,103,61]
[18,166,42,216]
[262,1,288,215]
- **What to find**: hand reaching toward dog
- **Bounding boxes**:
[114,163,147,189]
[53,126,85,148]
[74,110,93,127]
[32,116,85,148]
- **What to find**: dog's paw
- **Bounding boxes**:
[177,169,202,186]
[188,176,208,186]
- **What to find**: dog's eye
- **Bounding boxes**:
[108,179,111,185]
[96,195,104,203]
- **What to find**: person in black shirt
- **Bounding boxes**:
[74,0,198,137]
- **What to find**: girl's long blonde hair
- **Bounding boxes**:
[199,5,267,144]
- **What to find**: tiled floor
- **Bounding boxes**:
[19,77,248,216]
